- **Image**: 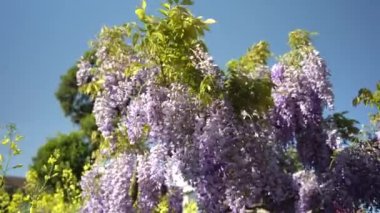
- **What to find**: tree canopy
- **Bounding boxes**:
[31,132,90,191]
[55,50,97,136]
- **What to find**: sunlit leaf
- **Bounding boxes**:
[141,0,147,10]
[135,8,145,21]
[2,138,10,145]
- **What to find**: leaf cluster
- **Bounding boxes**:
[280,29,317,68]
[353,82,380,123]
[0,124,23,189]
[30,132,91,192]
[225,41,273,116]
[325,111,360,142]
[133,0,215,91]
[56,50,98,142]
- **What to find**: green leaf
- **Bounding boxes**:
[162,3,170,9]
[153,32,165,41]
[2,138,10,145]
[204,18,216,25]
[15,135,23,142]
[181,0,193,5]
[10,142,21,155]
[132,33,140,46]
[12,164,23,169]
[141,0,147,10]
[54,165,60,172]
[48,156,57,165]
[135,8,145,20]
[42,165,48,172]
[159,9,169,16]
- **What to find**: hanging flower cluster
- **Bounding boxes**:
[271,33,334,172]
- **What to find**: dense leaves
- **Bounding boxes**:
[226,41,273,115]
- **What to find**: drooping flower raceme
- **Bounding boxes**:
[76,60,93,86]
[136,143,168,211]
[271,50,334,172]
[292,170,321,212]
[179,100,296,212]
[80,153,137,213]
[271,50,334,139]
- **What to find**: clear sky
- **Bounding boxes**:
[1,0,379,177]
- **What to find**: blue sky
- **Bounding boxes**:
[1,0,379,176]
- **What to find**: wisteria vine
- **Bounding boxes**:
[76,3,380,212]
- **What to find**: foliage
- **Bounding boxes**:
[0,124,23,212]
[183,200,198,213]
[30,132,90,192]
[324,111,360,143]
[0,124,23,179]
[55,56,98,157]
[2,147,82,212]
[55,51,96,127]
[225,41,273,115]
[353,81,380,123]
[271,30,334,173]
[25,150,81,212]
[26,168,81,213]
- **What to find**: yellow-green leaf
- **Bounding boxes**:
[162,3,170,9]
[159,9,169,16]
[132,33,140,46]
[141,0,147,10]
[153,32,165,41]
[15,135,23,142]
[54,165,60,172]
[42,165,48,172]
[2,138,10,145]
[135,8,145,20]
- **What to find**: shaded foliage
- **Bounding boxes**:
[55,50,97,136]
